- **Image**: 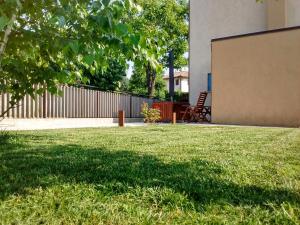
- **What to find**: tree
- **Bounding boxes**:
[129,65,166,99]
[0,0,156,117]
[84,60,127,91]
[119,76,130,92]
[128,0,189,97]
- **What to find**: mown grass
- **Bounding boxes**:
[0,125,299,224]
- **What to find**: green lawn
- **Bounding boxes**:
[0,125,299,224]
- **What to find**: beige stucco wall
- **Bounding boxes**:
[211,28,300,127]
[267,0,300,29]
[189,0,267,105]
[267,0,287,29]
[190,0,300,108]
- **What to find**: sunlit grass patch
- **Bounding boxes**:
[0,125,299,224]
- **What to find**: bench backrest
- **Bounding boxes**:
[195,92,208,112]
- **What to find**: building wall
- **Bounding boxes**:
[180,78,189,93]
[189,0,267,105]
[267,0,300,29]
[211,28,300,127]
[165,78,189,93]
[287,0,300,26]
[267,0,287,29]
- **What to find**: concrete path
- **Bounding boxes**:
[178,122,294,129]
[0,119,291,131]
[0,118,145,131]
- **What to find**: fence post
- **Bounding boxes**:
[119,110,125,127]
[130,95,132,118]
[43,91,47,118]
[96,90,99,118]
[172,112,177,124]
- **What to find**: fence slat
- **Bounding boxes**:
[0,86,153,119]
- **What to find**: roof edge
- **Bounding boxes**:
[211,25,300,42]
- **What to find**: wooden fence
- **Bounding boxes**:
[0,86,154,119]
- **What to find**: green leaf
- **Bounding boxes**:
[83,55,94,66]
[115,23,128,36]
[0,16,10,31]
[102,0,111,7]
[81,76,90,84]
[69,41,80,54]
[130,34,140,46]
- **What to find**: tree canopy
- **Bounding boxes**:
[84,59,127,91]
[131,0,189,69]
[0,0,188,110]
[0,0,157,112]
[128,65,166,99]
[128,0,189,97]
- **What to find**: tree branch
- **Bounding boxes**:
[0,14,17,65]
[0,102,19,121]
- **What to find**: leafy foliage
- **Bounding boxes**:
[129,65,166,99]
[84,60,127,91]
[128,0,188,96]
[0,0,156,113]
[141,102,161,123]
[167,90,189,102]
[131,0,189,69]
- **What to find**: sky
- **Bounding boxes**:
[126,61,134,78]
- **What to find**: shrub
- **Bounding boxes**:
[165,91,189,102]
[141,102,161,123]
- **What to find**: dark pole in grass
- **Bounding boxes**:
[168,50,175,102]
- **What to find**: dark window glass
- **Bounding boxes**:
[208,73,212,92]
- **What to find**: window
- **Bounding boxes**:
[175,79,179,85]
[207,73,212,92]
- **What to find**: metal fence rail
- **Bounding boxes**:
[0,86,154,118]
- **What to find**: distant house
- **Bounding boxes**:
[164,71,189,93]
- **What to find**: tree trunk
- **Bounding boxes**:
[146,63,156,98]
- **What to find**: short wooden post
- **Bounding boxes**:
[172,112,176,124]
[119,110,125,127]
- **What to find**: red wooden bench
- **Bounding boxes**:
[181,92,210,122]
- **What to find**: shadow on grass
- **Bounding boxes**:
[0,142,299,210]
